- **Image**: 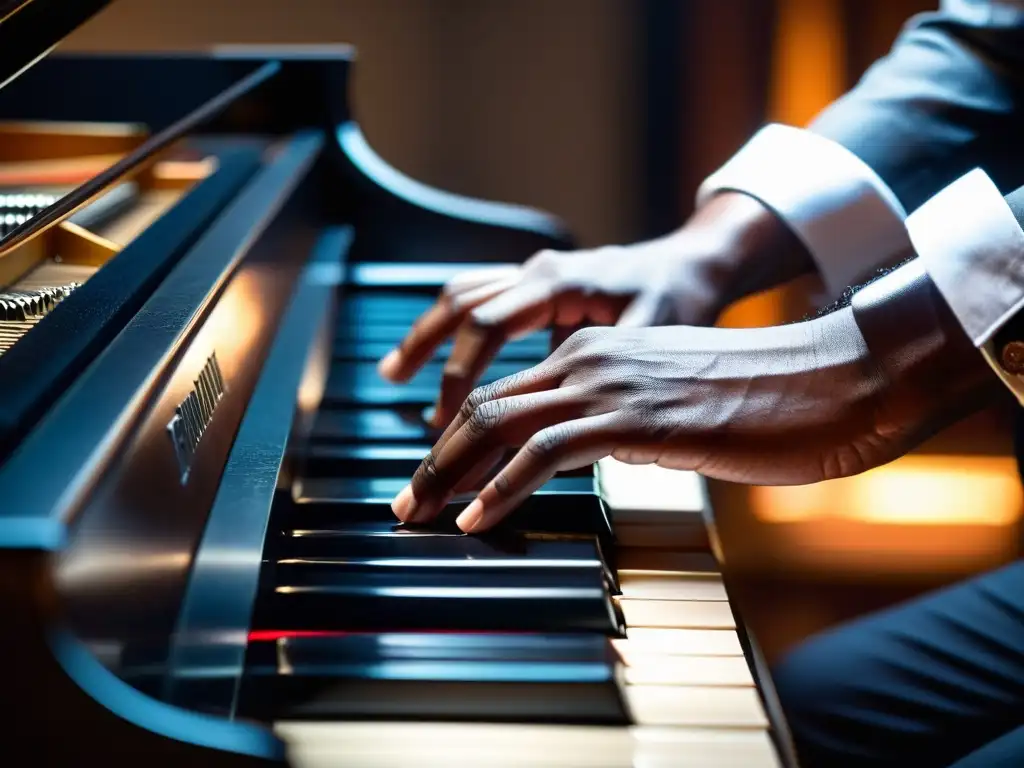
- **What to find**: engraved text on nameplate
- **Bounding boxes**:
[167,352,227,483]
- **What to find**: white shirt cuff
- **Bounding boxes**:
[696,124,912,297]
[905,168,1024,405]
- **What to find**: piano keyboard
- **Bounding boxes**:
[242,264,788,767]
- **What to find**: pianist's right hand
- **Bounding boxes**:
[378,192,813,428]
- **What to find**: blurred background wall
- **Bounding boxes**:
[64,0,1023,661]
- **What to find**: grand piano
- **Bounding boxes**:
[0,2,799,766]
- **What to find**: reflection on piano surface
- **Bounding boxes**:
[0,8,798,767]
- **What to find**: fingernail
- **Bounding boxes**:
[391,484,414,520]
[456,499,485,533]
[378,349,401,380]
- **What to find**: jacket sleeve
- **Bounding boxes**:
[698,1,1024,296]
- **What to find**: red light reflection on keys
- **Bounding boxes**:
[248,629,536,642]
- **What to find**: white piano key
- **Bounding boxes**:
[626,685,768,728]
[275,722,780,768]
[615,646,754,687]
[616,548,719,573]
[276,722,635,768]
[615,521,710,549]
[618,628,744,656]
[597,457,707,516]
[632,726,781,768]
[618,597,736,629]
[618,570,729,601]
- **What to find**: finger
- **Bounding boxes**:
[609,445,667,464]
[616,292,668,327]
[378,277,514,383]
[455,412,625,533]
[433,324,506,428]
[470,278,557,331]
[394,386,590,524]
[431,281,557,427]
[452,446,507,494]
[442,266,521,297]
[392,367,559,523]
[552,289,586,329]
[431,363,561,457]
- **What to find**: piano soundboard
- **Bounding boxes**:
[0,29,798,768]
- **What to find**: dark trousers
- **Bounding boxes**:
[772,559,1024,767]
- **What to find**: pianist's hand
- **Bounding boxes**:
[378,193,812,427]
[391,306,929,533]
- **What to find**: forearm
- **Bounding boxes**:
[675,192,816,310]
[851,258,1001,453]
[850,169,1024,445]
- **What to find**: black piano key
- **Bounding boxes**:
[279,494,610,540]
[273,520,617,590]
[277,527,604,562]
[293,474,594,504]
[255,561,617,634]
[322,361,524,406]
[332,334,552,362]
[277,490,617,584]
[301,445,593,481]
[239,633,627,723]
[346,262,511,289]
[302,444,426,477]
[332,322,427,343]
[336,292,435,327]
[310,407,438,444]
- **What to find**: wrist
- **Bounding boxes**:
[850,259,1001,445]
[681,192,816,310]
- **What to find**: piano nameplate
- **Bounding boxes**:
[167,352,227,483]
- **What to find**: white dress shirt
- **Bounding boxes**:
[698,123,1024,404]
[695,0,1024,404]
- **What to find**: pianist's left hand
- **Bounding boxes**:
[377,193,810,428]
[390,301,966,533]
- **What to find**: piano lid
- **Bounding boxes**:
[0,0,112,92]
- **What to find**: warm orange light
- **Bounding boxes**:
[750,455,1023,526]
[718,0,845,331]
[768,0,845,128]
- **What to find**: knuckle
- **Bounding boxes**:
[457,395,479,425]
[559,325,601,354]
[492,472,514,499]
[527,248,560,267]
[468,304,503,329]
[524,426,570,460]
[491,367,535,395]
[525,249,564,281]
[464,400,506,439]
[414,451,441,486]
[458,382,500,424]
[466,383,494,409]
